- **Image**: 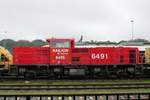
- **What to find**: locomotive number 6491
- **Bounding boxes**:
[91,53,108,60]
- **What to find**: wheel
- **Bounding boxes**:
[24,71,36,79]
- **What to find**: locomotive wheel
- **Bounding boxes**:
[24,71,36,79]
[116,69,130,79]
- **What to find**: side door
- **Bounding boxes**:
[50,48,71,64]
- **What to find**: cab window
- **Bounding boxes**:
[50,41,70,48]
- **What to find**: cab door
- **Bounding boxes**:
[50,48,71,64]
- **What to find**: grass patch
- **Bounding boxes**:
[1,79,150,85]
[0,89,150,95]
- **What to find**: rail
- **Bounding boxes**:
[0,93,150,100]
[0,83,150,90]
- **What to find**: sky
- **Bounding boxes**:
[0,0,150,42]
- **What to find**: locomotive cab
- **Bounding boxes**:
[47,38,74,65]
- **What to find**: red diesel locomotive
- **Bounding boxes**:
[12,38,140,78]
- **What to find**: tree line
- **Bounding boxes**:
[0,38,149,52]
[0,39,48,52]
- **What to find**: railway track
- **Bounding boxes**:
[0,83,150,90]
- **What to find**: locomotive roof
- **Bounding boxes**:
[47,38,74,42]
[75,45,150,51]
